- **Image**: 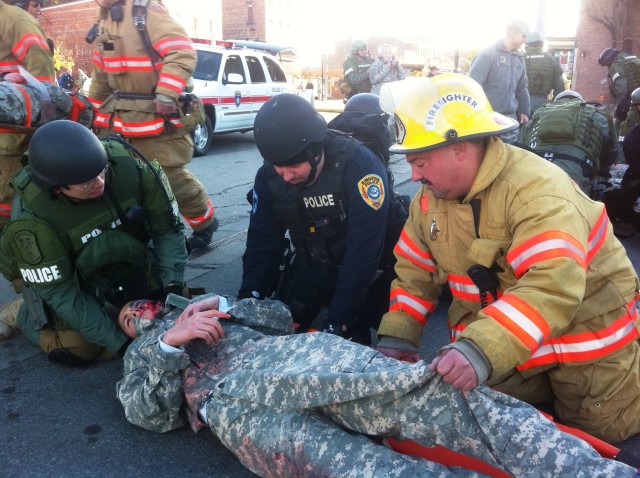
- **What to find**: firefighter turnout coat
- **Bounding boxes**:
[88,0,195,138]
[378,138,640,380]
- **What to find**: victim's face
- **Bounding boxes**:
[118,300,163,338]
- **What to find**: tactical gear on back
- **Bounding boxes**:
[522,99,609,174]
[620,56,640,93]
[524,51,557,96]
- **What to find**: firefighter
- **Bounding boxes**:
[376,73,640,444]
[0,0,55,229]
[88,0,217,250]
[0,120,188,366]
[239,93,397,345]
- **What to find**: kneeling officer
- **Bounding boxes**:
[0,120,188,366]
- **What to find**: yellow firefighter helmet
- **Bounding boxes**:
[380,73,518,154]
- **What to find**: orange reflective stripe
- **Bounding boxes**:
[91,51,104,68]
[13,84,32,127]
[153,36,195,56]
[389,287,435,325]
[0,203,11,218]
[483,294,550,353]
[109,116,183,136]
[394,228,435,271]
[157,72,186,94]
[518,299,640,370]
[448,273,481,302]
[101,56,159,72]
[184,199,214,226]
[12,32,49,61]
[587,206,608,264]
[507,230,586,278]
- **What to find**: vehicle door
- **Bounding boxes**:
[217,53,253,130]
[244,54,271,127]
[263,55,290,99]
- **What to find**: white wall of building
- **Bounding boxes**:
[162,0,222,41]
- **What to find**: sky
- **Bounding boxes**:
[296,0,581,65]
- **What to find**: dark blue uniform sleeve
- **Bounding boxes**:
[239,165,287,299]
[327,145,390,328]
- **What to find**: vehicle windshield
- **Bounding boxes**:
[194,51,222,81]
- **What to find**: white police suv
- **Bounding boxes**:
[191,40,293,155]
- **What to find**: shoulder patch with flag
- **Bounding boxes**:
[357,174,385,210]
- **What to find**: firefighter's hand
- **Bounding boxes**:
[429,349,478,391]
[155,93,177,115]
[376,336,422,363]
[519,113,529,124]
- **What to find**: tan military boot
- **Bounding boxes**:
[0,297,23,340]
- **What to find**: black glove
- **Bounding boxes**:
[163,282,184,302]
[321,322,350,339]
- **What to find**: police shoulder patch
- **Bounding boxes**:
[357,174,385,210]
[14,231,42,265]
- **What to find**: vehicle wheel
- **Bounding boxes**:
[192,115,213,156]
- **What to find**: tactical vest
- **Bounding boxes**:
[621,57,640,93]
[524,100,606,172]
[524,50,555,96]
[3,140,154,291]
[267,132,360,265]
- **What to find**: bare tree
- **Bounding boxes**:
[585,0,638,52]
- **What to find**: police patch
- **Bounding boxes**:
[357,174,385,210]
[14,231,41,265]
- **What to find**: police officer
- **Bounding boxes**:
[239,94,394,344]
[523,31,565,115]
[88,0,217,250]
[0,0,54,230]
[598,47,640,122]
[520,90,617,195]
[342,39,373,100]
[0,120,188,366]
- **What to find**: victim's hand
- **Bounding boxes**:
[179,296,222,320]
[164,309,229,347]
[428,349,478,391]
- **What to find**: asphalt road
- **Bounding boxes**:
[1,131,640,477]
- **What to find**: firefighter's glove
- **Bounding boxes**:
[155,94,177,115]
[164,282,185,302]
[376,336,422,363]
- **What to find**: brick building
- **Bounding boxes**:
[572,0,640,105]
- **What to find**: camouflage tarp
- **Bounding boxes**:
[0,81,93,130]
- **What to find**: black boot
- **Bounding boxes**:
[187,217,219,250]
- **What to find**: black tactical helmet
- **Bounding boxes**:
[631,87,640,105]
[352,39,368,52]
[598,47,620,66]
[11,0,42,9]
[253,94,327,165]
[29,120,108,191]
[345,93,386,116]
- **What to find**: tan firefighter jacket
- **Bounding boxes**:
[378,137,640,379]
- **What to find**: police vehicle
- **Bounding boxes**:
[191,40,294,156]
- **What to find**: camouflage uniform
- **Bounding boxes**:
[117,297,634,478]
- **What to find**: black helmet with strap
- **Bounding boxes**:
[598,47,620,66]
[254,94,327,166]
[28,120,108,191]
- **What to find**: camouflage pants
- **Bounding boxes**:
[205,354,634,478]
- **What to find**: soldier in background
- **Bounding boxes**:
[0,0,55,230]
[341,39,373,100]
[598,47,640,123]
[523,31,565,115]
[520,90,617,196]
[115,294,635,478]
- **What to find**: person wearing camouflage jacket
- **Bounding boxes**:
[0,1,55,229]
[115,295,636,478]
[88,0,216,250]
